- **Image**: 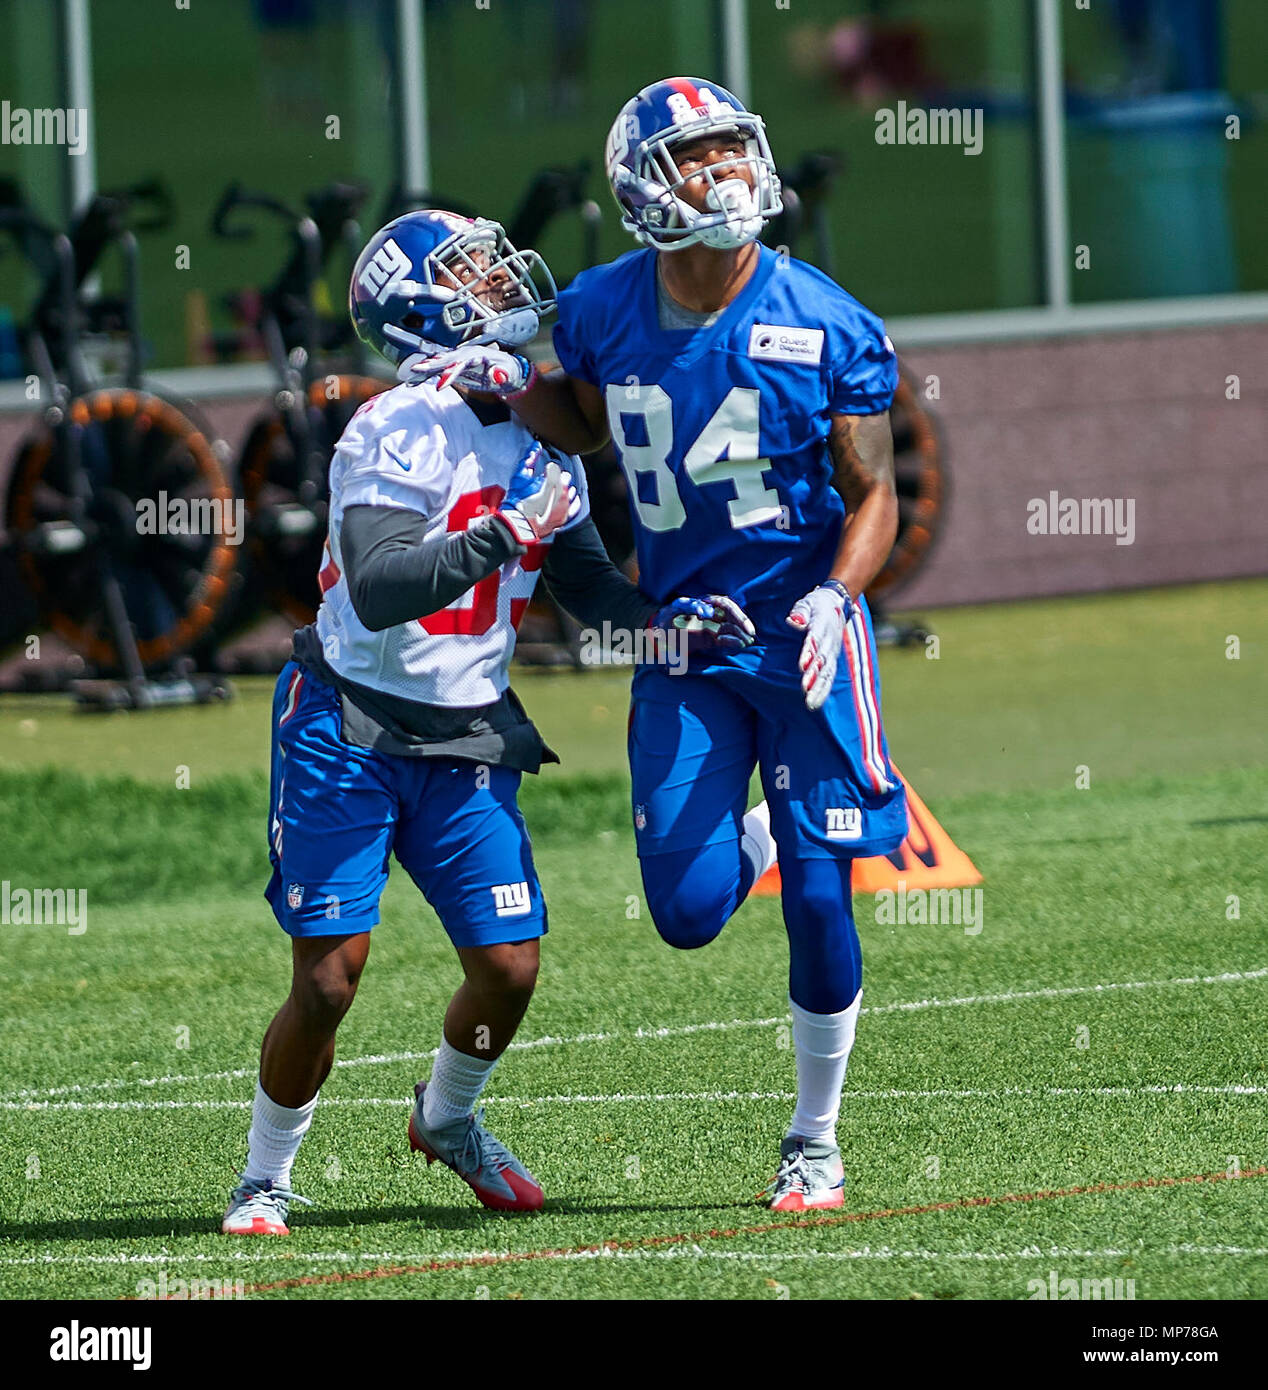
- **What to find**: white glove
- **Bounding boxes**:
[785,580,853,712]
[494,442,580,547]
[400,342,536,397]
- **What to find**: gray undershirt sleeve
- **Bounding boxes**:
[541,518,659,635]
[340,502,521,632]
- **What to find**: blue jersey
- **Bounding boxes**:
[554,244,898,613]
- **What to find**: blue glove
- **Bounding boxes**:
[492,442,580,548]
[648,595,757,659]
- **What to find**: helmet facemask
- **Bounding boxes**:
[380,218,557,368]
[627,116,782,251]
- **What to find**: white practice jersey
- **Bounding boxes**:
[315,382,589,708]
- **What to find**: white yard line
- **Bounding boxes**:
[6,1082,1266,1114]
[3,1243,1266,1270]
[3,964,1264,1105]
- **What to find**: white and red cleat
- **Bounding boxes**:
[763,1137,846,1212]
[221,1175,311,1235]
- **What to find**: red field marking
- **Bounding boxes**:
[226,1165,1268,1297]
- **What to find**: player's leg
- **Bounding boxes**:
[752,600,906,1209]
[225,664,397,1235]
[259,933,372,1107]
[629,665,769,947]
[395,760,547,1211]
[762,856,862,1211]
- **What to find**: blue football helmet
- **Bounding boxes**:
[349,210,556,370]
[605,77,782,251]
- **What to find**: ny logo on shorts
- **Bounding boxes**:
[491,881,532,917]
[825,807,863,840]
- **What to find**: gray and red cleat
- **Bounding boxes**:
[762,1136,846,1212]
[408,1082,544,1212]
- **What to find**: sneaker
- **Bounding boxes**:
[762,1135,845,1212]
[221,1174,312,1235]
[408,1082,544,1212]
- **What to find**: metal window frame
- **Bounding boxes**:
[62,0,96,218]
[396,0,430,195]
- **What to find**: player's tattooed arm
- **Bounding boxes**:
[509,368,610,457]
[824,410,899,601]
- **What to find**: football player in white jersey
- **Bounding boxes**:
[222,210,756,1234]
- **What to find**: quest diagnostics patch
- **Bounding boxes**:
[748,324,824,364]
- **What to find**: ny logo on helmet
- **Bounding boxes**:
[605,109,638,177]
[358,238,412,306]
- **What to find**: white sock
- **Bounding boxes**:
[422,1037,499,1128]
[243,1080,317,1188]
[741,800,778,885]
[787,990,863,1143]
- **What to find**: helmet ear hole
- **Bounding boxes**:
[402,312,424,329]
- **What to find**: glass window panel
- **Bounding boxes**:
[421,0,724,285]
[88,0,399,368]
[748,0,1042,315]
[0,0,68,378]
[1063,0,1266,300]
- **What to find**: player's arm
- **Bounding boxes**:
[786,410,897,711]
[340,443,578,632]
[541,518,657,635]
[403,348,609,457]
[510,368,610,457]
[542,511,755,653]
[340,504,520,632]
[824,409,898,599]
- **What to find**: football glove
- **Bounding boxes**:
[493,442,579,548]
[401,342,537,397]
[785,580,853,712]
[648,595,757,659]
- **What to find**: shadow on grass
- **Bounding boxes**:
[0,1197,750,1246]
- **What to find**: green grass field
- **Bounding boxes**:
[1,581,1265,1301]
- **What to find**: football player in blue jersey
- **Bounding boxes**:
[416,78,908,1210]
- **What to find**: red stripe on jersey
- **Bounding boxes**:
[318,550,341,594]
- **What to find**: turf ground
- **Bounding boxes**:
[0,580,1265,1301]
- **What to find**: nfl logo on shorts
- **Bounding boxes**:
[287,883,305,910]
[634,804,647,831]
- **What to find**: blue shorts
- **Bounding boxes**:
[628,594,907,861]
[265,663,547,946]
